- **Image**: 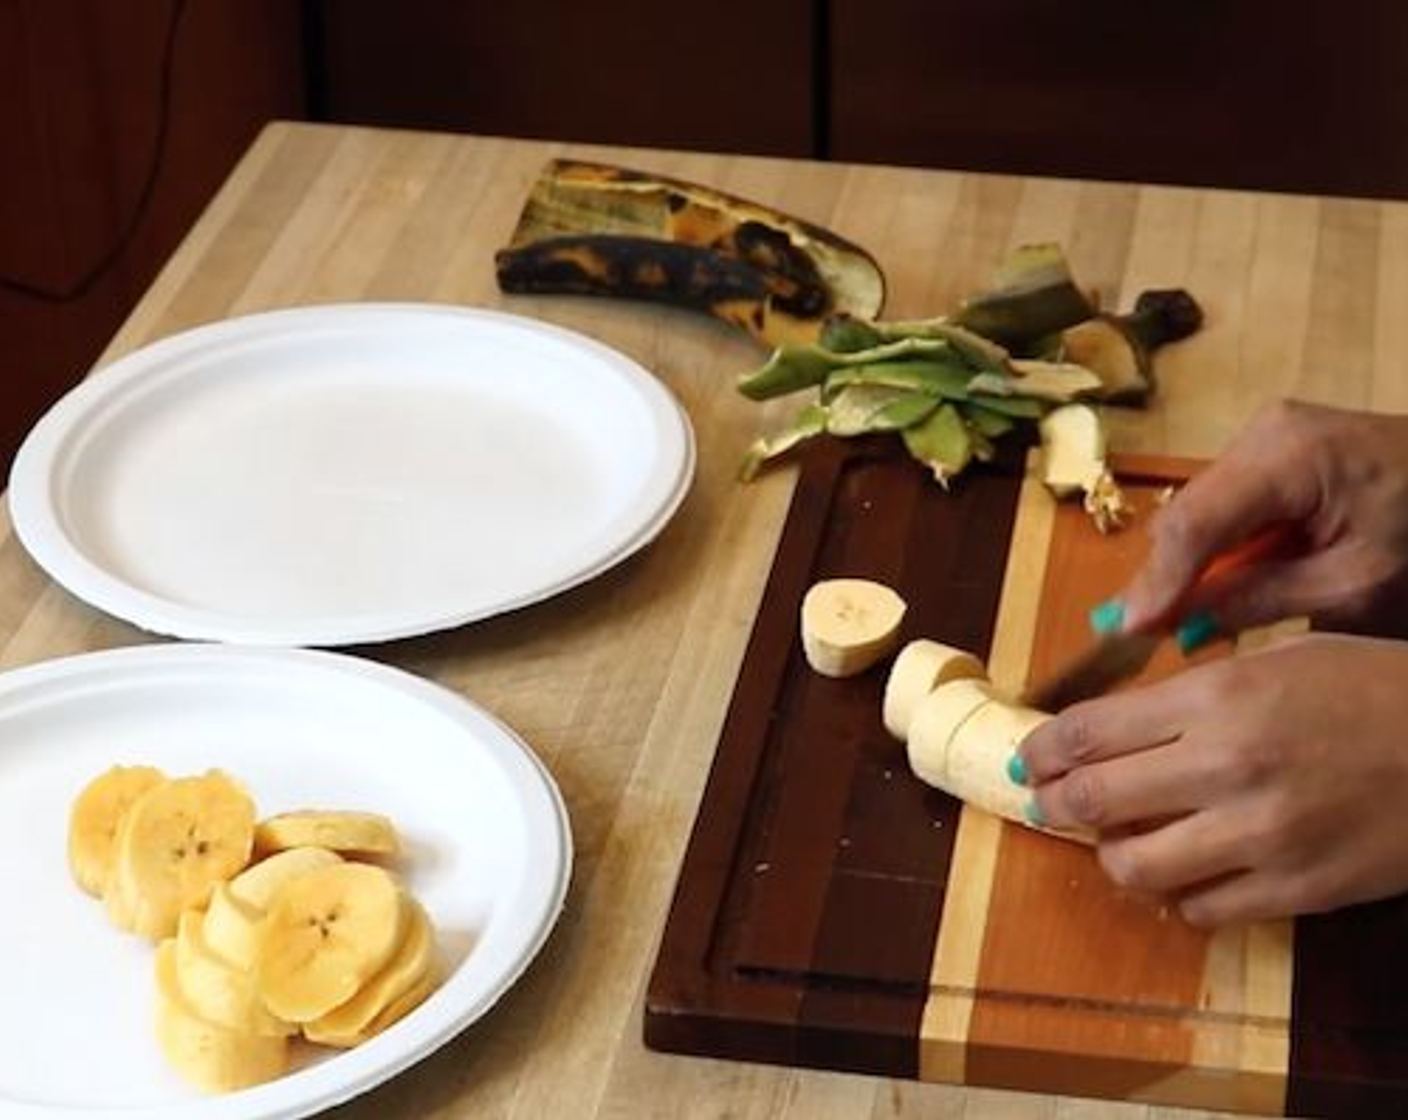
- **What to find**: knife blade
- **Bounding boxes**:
[1021,629,1161,711]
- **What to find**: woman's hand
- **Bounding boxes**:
[1019,634,1408,926]
[1120,400,1408,638]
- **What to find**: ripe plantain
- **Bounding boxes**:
[254,812,400,858]
[67,765,167,897]
[254,862,408,1022]
[495,159,885,348]
[303,899,437,1047]
[154,939,289,1093]
[105,771,255,939]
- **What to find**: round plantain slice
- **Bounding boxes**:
[254,862,408,1022]
[254,811,401,858]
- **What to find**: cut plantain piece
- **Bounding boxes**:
[106,771,255,940]
[1039,402,1108,499]
[882,640,987,740]
[255,862,409,1023]
[254,811,400,858]
[907,679,1093,844]
[68,765,167,897]
[175,910,293,1038]
[303,899,437,1047]
[496,159,885,347]
[1039,402,1132,533]
[154,940,289,1093]
[202,884,263,972]
[311,966,441,1050]
[230,845,344,909]
[801,578,907,678]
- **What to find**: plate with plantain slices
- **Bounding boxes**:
[8,303,695,646]
[0,643,571,1120]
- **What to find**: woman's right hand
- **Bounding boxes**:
[1118,400,1408,638]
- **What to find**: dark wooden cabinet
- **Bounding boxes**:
[827,1,1408,199]
[312,1,1408,199]
[0,0,304,474]
[6,1,1407,475]
[313,0,816,157]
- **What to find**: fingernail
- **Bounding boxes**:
[1176,610,1220,655]
[1006,752,1029,786]
[1089,598,1126,635]
[1023,797,1045,827]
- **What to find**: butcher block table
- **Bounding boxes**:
[9,121,1408,1120]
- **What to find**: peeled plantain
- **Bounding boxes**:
[494,160,886,347]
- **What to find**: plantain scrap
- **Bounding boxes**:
[496,160,885,347]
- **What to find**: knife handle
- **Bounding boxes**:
[1187,522,1304,600]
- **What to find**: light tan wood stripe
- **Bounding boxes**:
[920,454,1058,1083]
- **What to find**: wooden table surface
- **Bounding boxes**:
[10,120,1408,1119]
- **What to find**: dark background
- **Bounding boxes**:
[5,0,1408,474]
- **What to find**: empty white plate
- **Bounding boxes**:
[9,304,695,645]
[0,643,571,1120]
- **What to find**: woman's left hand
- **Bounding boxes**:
[1018,633,1408,926]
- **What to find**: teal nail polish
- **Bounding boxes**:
[1176,610,1220,655]
[1089,598,1126,635]
[1006,752,1029,786]
[1023,797,1045,827]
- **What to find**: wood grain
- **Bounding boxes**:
[13,121,1408,1118]
[951,461,1292,1116]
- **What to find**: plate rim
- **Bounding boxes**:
[0,642,572,1120]
[7,303,696,647]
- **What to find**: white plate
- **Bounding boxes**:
[0,643,571,1120]
[9,304,695,645]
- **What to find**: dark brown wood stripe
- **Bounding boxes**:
[1289,897,1408,1118]
[644,441,851,1063]
[793,452,1025,1075]
[645,439,1024,1076]
[733,447,930,976]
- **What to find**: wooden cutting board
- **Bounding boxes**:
[644,437,1408,1119]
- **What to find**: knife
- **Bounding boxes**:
[1021,524,1301,712]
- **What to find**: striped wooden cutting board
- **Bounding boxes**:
[645,438,1408,1118]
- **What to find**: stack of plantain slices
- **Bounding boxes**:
[735,243,1203,512]
[495,159,886,347]
[68,765,438,1094]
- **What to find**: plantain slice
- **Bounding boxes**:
[495,159,885,347]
